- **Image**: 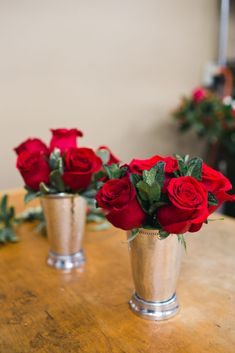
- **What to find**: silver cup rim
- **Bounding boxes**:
[41,193,81,199]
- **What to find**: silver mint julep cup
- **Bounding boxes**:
[128,228,182,320]
[41,194,87,270]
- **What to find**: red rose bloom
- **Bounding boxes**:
[158,176,209,234]
[129,155,178,174]
[96,177,145,230]
[14,138,49,156]
[16,151,50,191]
[97,146,120,165]
[192,87,206,103]
[63,147,102,191]
[202,163,235,212]
[49,128,83,154]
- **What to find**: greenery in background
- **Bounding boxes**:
[0,195,18,244]
[173,92,235,151]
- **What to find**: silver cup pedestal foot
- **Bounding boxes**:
[129,292,179,321]
[47,249,85,270]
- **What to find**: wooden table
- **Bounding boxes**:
[0,189,235,353]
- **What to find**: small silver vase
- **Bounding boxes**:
[128,228,182,320]
[41,194,87,270]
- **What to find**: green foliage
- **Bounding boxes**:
[104,164,122,179]
[132,162,166,219]
[177,234,187,252]
[186,157,202,180]
[158,229,170,239]
[50,170,65,192]
[49,148,64,174]
[174,155,203,180]
[126,228,139,243]
[208,192,218,206]
[96,149,110,164]
[0,195,18,244]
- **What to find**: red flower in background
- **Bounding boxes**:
[14,138,49,156]
[63,147,102,191]
[192,87,206,103]
[158,176,209,234]
[49,128,83,154]
[16,151,50,191]
[129,155,178,174]
[96,177,145,230]
[97,146,120,165]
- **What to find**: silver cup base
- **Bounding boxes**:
[129,292,179,321]
[47,249,85,270]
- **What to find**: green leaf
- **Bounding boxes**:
[136,181,151,201]
[104,164,122,179]
[208,191,218,206]
[50,170,65,192]
[143,168,157,186]
[148,183,161,203]
[130,173,142,187]
[178,159,188,176]
[159,229,170,239]
[96,149,110,164]
[126,228,139,243]
[24,189,41,203]
[177,234,187,252]
[154,161,165,188]
[49,149,64,173]
[1,195,7,215]
[186,157,202,180]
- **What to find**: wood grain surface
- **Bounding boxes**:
[0,189,234,353]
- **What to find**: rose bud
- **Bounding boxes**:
[16,151,50,191]
[129,155,178,174]
[49,128,83,154]
[96,176,146,230]
[63,147,102,191]
[158,176,209,234]
[14,138,49,156]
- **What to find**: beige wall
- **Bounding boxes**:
[0,0,218,189]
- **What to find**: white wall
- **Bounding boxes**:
[0,0,218,189]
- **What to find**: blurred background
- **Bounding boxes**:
[0,1,234,204]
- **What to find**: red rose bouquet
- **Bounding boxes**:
[96,154,235,243]
[14,128,119,201]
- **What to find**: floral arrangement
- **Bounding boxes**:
[14,128,119,201]
[95,154,235,243]
[173,87,235,149]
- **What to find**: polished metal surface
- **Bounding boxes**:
[129,292,179,321]
[41,194,87,269]
[128,229,182,320]
[47,249,85,270]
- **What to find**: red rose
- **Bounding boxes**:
[63,147,102,191]
[14,138,49,156]
[49,128,83,154]
[158,176,209,234]
[96,177,145,230]
[192,87,206,103]
[202,163,235,212]
[16,151,50,191]
[97,146,120,165]
[129,155,178,174]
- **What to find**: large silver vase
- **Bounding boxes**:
[128,228,182,320]
[41,194,87,270]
